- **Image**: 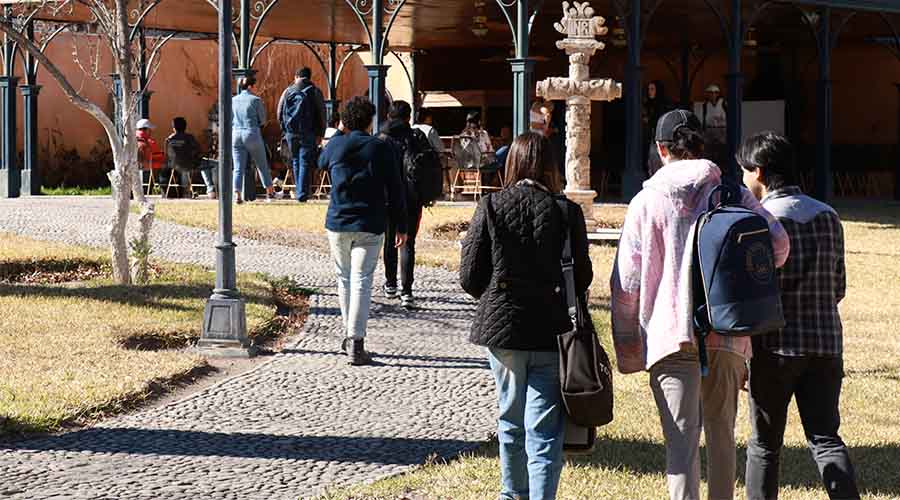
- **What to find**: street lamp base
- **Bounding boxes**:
[199,297,255,358]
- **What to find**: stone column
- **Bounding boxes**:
[20,84,41,196]
[0,76,20,198]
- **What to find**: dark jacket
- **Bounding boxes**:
[379,119,417,203]
[165,132,201,172]
[319,130,407,235]
[460,183,593,351]
[277,78,327,142]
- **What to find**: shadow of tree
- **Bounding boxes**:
[0,283,272,312]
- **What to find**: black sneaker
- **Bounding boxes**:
[383,284,399,299]
[401,294,415,309]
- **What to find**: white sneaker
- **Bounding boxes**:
[383,284,399,299]
[401,294,415,309]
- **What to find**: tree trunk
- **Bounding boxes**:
[107,153,132,285]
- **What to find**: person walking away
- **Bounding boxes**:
[166,117,216,199]
[319,96,408,366]
[611,110,790,500]
[232,76,276,204]
[739,132,860,500]
[324,110,341,141]
[278,67,327,202]
[136,119,167,197]
[461,132,593,500]
[412,108,444,153]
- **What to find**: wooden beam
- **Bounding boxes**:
[789,0,900,14]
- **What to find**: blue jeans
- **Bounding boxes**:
[489,347,565,500]
[232,128,272,192]
[327,230,384,340]
[292,144,316,200]
[200,167,217,193]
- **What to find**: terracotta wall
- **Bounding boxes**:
[1,33,370,186]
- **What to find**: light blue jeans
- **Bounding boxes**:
[327,230,384,340]
[489,347,565,500]
[200,167,217,193]
[232,128,273,190]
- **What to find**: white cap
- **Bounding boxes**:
[705,84,721,93]
[136,118,155,130]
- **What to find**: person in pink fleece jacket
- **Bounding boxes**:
[611,110,789,500]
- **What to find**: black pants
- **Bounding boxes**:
[746,347,860,500]
[383,200,423,295]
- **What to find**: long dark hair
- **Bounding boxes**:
[504,132,562,193]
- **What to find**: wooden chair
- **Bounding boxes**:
[165,169,210,199]
[312,168,332,199]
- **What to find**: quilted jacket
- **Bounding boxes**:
[460,182,593,351]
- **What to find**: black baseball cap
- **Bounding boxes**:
[655,109,702,142]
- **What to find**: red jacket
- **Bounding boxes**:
[137,130,165,170]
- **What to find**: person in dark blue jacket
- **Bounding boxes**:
[318,96,408,366]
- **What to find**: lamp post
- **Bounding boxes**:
[199,0,253,357]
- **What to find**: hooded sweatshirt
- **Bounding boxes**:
[610,159,790,373]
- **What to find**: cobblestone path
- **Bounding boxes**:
[0,197,496,500]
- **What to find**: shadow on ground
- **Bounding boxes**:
[0,428,480,466]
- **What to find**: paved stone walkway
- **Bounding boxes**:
[0,197,496,500]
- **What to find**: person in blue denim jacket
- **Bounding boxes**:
[232,76,276,203]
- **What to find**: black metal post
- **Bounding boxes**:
[622,0,644,200]
[367,0,388,132]
[137,30,151,119]
[0,75,19,198]
[815,8,833,202]
[509,0,534,138]
[325,42,339,123]
[680,42,692,108]
[200,0,252,357]
[725,0,744,181]
[20,84,40,196]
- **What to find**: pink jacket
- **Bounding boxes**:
[610,160,789,373]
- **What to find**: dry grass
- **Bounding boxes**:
[0,233,291,435]
[150,199,628,272]
[319,203,900,500]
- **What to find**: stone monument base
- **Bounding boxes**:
[198,297,256,358]
[565,188,598,231]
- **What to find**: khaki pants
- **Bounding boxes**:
[650,348,747,500]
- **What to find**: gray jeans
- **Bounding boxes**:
[650,348,746,500]
[326,230,384,340]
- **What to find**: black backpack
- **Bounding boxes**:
[402,129,443,205]
[280,84,315,138]
[692,183,785,375]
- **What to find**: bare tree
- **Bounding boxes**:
[0,0,156,285]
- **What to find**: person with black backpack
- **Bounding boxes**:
[611,110,790,500]
[277,67,326,202]
[739,133,860,500]
[379,100,441,309]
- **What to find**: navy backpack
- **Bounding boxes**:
[280,84,315,139]
[691,183,785,375]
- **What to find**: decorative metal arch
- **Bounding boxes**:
[342,0,407,59]
[335,44,366,90]
[388,49,413,99]
[20,22,71,85]
[494,0,545,55]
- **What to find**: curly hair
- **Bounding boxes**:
[342,96,376,131]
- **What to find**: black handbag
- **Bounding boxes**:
[556,198,614,431]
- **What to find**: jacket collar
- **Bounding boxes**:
[516,178,551,193]
[761,185,803,204]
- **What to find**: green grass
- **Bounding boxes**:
[41,186,112,196]
[319,204,900,500]
[0,233,301,435]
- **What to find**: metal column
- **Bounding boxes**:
[325,42,339,123]
[200,0,252,357]
[20,84,40,195]
[0,75,19,198]
[725,0,744,180]
[815,8,833,202]
[511,0,534,137]
[367,0,389,132]
[137,30,151,119]
[111,74,124,139]
[622,0,644,200]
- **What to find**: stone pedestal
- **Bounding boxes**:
[199,297,255,358]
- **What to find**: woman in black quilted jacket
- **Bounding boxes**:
[460,132,592,500]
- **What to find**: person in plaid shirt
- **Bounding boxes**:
[739,132,860,500]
